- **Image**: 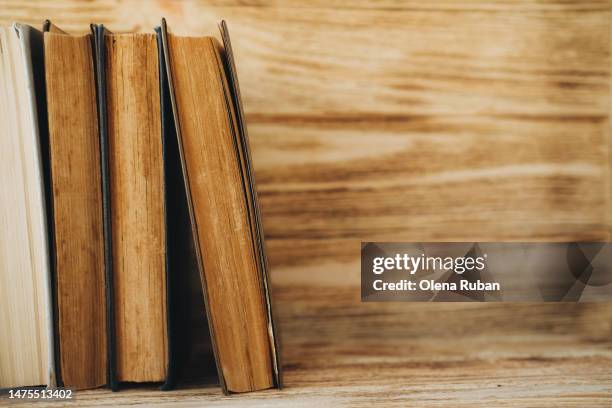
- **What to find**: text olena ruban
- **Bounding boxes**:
[372,253,487,275]
[370,253,496,292]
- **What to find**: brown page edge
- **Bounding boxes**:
[158,18,229,395]
[43,23,109,390]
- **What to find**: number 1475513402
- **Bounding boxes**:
[6,388,74,401]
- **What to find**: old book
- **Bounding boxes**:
[91,25,169,386]
[44,23,108,390]
[159,20,281,393]
[0,23,55,389]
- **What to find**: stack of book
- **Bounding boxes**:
[0,19,281,394]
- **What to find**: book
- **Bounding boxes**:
[91,25,170,386]
[159,19,281,393]
[0,23,55,389]
[43,22,108,390]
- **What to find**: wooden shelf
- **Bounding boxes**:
[9,300,612,406]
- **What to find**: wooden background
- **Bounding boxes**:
[2,1,611,406]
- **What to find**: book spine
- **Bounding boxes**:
[90,23,118,392]
[155,25,175,391]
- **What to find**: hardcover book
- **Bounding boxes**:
[0,23,55,390]
[159,19,281,394]
[44,21,108,390]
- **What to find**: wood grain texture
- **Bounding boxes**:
[44,32,107,390]
[3,0,612,405]
[106,33,167,382]
[8,302,612,406]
